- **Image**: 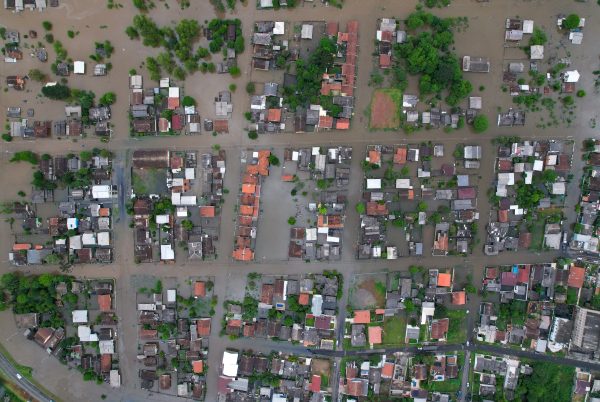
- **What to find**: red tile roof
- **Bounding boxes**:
[232,248,254,261]
[196,318,211,337]
[318,116,334,129]
[379,54,391,68]
[354,310,370,324]
[437,273,452,287]
[394,147,407,164]
[267,108,282,122]
[368,326,382,344]
[98,294,111,312]
[171,114,184,130]
[452,291,466,305]
[299,293,310,305]
[336,118,350,130]
[167,97,180,110]
[517,265,530,284]
[192,360,203,374]
[199,206,216,218]
[310,374,321,393]
[498,209,509,223]
[381,362,394,378]
[568,266,585,288]
[194,281,206,298]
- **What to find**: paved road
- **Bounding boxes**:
[0,351,54,402]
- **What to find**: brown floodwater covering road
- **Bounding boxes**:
[1,0,599,401]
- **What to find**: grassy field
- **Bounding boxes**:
[382,315,406,346]
[427,378,461,393]
[446,310,467,343]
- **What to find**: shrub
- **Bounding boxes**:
[246,82,256,94]
[576,90,586,98]
[42,21,52,31]
[229,66,241,77]
[473,115,489,133]
[2,134,12,142]
[229,83,237,92]
[248,130,258,140]
[99,92,116,105]
[182,96,196,107]
[287,217,296,225]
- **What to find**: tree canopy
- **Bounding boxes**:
[394,11,471,106]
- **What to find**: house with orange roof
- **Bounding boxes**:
[368,149,381,166]
[437,272,452,288]
[194,281,206,298]
[318,116,334,129]
[232,247,254,261]
[452,291,466,305]
[192,360,203,374]
[568,265,586,288]
[353,310,371,324]
[267,108,282,123]
[199,206,216,218]
[336,118,350,130]
[368,326,382,345]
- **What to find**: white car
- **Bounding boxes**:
[16,373,22,380]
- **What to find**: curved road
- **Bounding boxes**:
[0,352,54,402]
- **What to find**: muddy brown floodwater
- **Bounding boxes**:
[0,0,599,401]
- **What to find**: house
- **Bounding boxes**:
[462,56,490,73]
[431,318,449,340]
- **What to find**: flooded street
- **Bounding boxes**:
[0,0,599,401]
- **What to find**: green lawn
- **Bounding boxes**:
[382,315,406,346]
[446,310,467,343]
[427,378,461,393]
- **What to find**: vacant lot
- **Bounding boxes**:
[382,315,406,346]
[350,274,388,309]
[369,88,402,129]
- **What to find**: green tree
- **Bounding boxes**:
[562,14,580,30]
[99,92,116,106]
[229,66,241,77]
[268,154,280,166]
[246,82,256,94]
[182,96,196,107]
[10,151,38,164]
[473,115,489,133]
[288,217,296,225]
[42,21,52,31]
[355,202,366,215]
[41,84,71,100]
[248,131,258,140]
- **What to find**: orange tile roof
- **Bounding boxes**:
[12,243,32,251]
[437,273,452,287]
[228,319,242,328]
[98,294,111,312]
[368,326,382,344]
[239,205,254,216]
[246,164,259,175]
[452,291,466,305]
[434,234,449,252]
[194,281,206,298]
[354,310,370,324]
[199,206,216,218]
[299,293,310,305]
[568,266,585,288]
[167,97,180,110]
[267,108,282,122]
[258,150,271,159]
[100,354,112,372]
[375,308,385,315]
[196,318,211,337]
[382,362,394,378]
[242,183,256,194]
[369,150,381,165]
[310,374,321,393]
[281,174,295,182]
[232,248,254,261]
[336,118,350,130]
[99,208,110,217]
[192,360,203,374]
[394,147,407,164]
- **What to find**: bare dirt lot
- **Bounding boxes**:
[369,88,402,129]
[349,273,388,309]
